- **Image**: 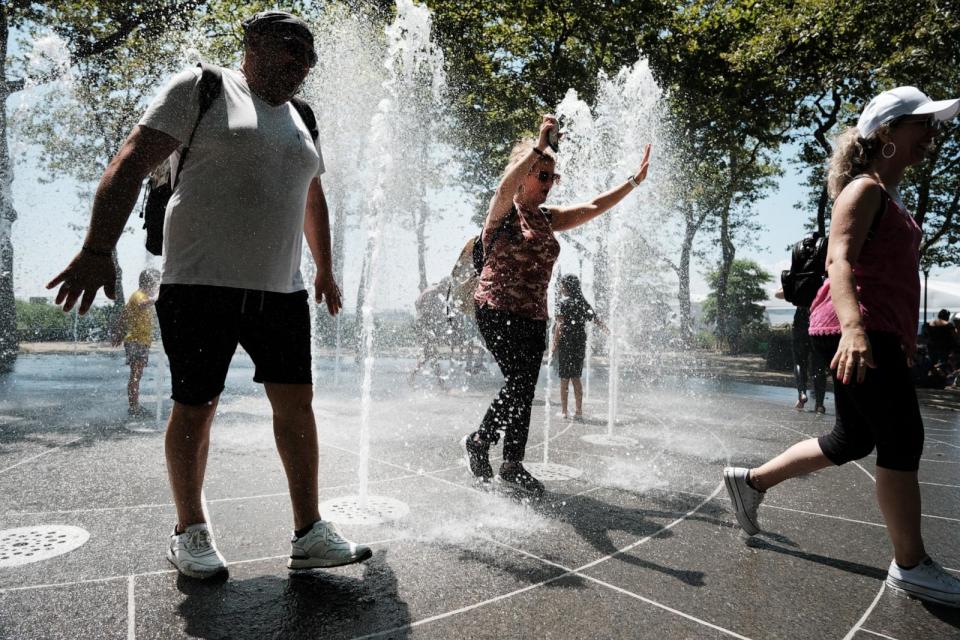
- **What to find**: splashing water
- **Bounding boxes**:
[554,59,671,434]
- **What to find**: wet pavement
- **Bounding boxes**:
[1,350,958,639]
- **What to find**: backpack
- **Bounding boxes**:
[140,62,320,255]
[445,208,518,318]
[780,233,827,307]
[780,183,890,307]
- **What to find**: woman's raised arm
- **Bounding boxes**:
[482,116,557,242]
[550,144,651,232]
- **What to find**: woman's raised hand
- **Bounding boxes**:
[537,114,559,150]
[633,144,652,184]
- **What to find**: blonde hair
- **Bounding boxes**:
[502,137,555,183]
[827,124,891,199]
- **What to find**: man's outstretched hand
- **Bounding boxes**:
[46,251,117,315]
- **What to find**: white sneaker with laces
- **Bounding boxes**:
[166,523,228,579]
[288,520,372,570]
[723,467,764,536]
[886,556,960,607]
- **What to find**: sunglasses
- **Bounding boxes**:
[265,33,317,68]
[893,114,942,131]
[535,170,561,184]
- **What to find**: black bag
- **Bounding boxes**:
[781,232,827,307]
[140,63,320,255]
[780,185,889,307]
[471,207,516,275]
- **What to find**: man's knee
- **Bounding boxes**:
[266,384,314,419]
[169,399,218,433]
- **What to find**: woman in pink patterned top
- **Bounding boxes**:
[722,87,960,607]
[464,114,651,497]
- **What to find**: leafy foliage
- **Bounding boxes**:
[702,258,771,352]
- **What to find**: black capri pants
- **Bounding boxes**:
[812,332,924,472]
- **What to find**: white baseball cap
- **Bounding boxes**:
[856,86,959,139]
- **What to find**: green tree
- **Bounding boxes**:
[728,0,960,266]
[642,1,790,349]
[702,258,771,353]
[2,0,207,371]
[421,0,667,201]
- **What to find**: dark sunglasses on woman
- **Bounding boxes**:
[536,170,561,184]
[894,114,942,131]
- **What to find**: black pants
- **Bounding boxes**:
[792,307,827,405]
[473,305,546,462]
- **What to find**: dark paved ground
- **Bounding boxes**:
[1,351,958,639]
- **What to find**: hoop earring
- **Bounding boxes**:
[882,142,896,159]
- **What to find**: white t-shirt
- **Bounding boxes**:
[139,66,324,293]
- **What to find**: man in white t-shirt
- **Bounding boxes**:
[47,11,371,579]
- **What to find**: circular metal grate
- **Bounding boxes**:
[0,525,90,568]
[319,495,410,525]
[580,434,639,447]
[523,462,583,482]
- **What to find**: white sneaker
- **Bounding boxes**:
[166,523,228,579]
[886,556,960,607]
[288,520,372,570]
[723,467,764,536]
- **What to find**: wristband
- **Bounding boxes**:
[532,146,545,157]
[82,245,113,258]
[628,175,641,188]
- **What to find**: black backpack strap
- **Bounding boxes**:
[485,207,516,254]
[290,97,319,141]
[172,62,223,189]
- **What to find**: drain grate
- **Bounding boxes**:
[0,525,90,568]
[319,495,410,525]
[523,462,583,482]
[580,434,639,447]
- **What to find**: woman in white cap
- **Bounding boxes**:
[722,86,960,607]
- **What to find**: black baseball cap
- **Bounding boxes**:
[242,10,317,65]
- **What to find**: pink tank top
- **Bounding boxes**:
[474,201,560,320]
[808,183,922,350]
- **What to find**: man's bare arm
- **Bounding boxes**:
[47,125,181,314]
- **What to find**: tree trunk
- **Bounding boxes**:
[415,202,428,292]
[677,227,695,341]
[592,218,610,354]
[313,191,347,347]
[715,151,737,352]
[0,9,18,371]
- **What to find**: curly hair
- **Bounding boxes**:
[827,124,892,199]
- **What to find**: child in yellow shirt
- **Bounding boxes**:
[116,269,160,417]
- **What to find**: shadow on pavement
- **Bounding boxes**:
[175,551,410,639]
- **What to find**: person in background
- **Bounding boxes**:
[551,274,606,421]
[113,268,160,417]
[723,86,960,607]
[775,287,827,413]
[923,308,956,365]
[409,278,450,390]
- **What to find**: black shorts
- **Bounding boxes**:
[156,284,312,406]
[813,332,924,472]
